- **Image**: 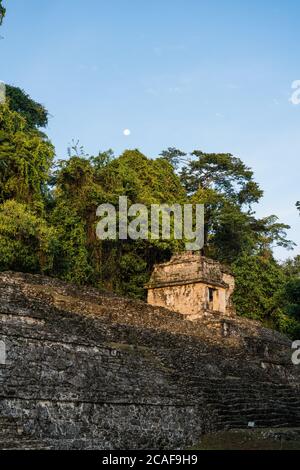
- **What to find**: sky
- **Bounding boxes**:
[0,0,300,259]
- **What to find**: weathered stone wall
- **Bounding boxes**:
[0,272,300,449]
[146,253,235,318]
[147,283,228,320]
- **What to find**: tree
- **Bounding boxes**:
[160,147,187,170]
[181,151,292,263]
[50,155,106,285]
[5,85,49,129]
[0,102,54,211]
[179,150,295,328]
[99,149,186,205]
[51,203,94,285]
[181,151,263,206]
[284,279,300,320]
[90,149,114,171]
[232,250,286,323]
[95,150,186,297]
[273,277,300,339]
[283,255,300,278]
[0,76,296,327]
[0,200,57,274]
[49,149,187,295]
[181,151,263,258]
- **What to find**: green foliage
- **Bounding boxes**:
[180,152,295,331]
[49,155,105,285]
[160,147,187,169]
[181,151,263,262]
[232,251,286,322]
[271,276,300,339]
[181,151,263,205]
[276,250,300,338]
[99,149,186,205]
[49,149,184,295]
[90,149,115,171]
[118,252,148,298]
[0,103,54,211]
[51,205,94,285]
[283,278,300,320]
[95,150,186,296]
[0,200,57,273]
[181,151,293,265]
[283,255,300,278]
[5,85,49,129]
[273,311,300,340]
[0,83,297,334]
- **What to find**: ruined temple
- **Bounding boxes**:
[0,271,300,449]
[146,253,235,320]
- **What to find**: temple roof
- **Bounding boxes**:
[146,252,233,290]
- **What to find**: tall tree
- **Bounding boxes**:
[181,151,292,262]
[160,147,187,170]
[5,85,49,129]
[180,150,295,330]
[181,151,263,206]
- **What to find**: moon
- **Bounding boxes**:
[123,129,131,136]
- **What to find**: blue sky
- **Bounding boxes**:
[1,0,300,259]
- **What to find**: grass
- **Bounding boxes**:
[191,429,300,450]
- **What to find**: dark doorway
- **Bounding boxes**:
[208,287,214,303]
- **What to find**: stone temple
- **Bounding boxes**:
[146,252,235,320]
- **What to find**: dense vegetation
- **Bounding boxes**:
[0,89,299,337]
[1,9,299,338]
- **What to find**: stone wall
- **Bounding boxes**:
[147,282,228,319]
[0,272,300,449]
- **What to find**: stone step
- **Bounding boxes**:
[213,402,300,411]
[0,440,50,450]
[202,385,300,394]
[209,390,300,396]
[217,414,300,424]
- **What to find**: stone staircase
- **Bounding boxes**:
[201,379,300,430]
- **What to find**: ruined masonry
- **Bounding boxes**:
[146,253,235,320]
[0,271,300,449]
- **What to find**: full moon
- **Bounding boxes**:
[123,129,131,136]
